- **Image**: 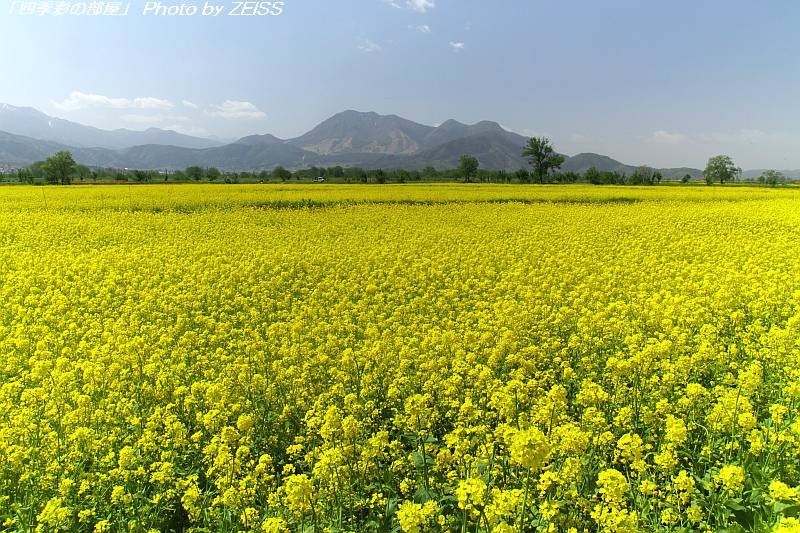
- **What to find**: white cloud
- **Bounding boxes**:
[407,0,434,11]
[358,38,383,53]
[647,130,689,145]
[449,41,465,52]
[182,100,199,109]
[384,0,434,12]
[206,100,267,120]
[133,97,174,110]
[408,24,431,33]
[51,91,174,111]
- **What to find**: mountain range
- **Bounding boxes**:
[0,103,770,179]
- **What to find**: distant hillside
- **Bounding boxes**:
[742,169,800,180]
[0,103,223,149]
[562,153,636,174]
[405,131,528,170]
[421,119,527,149]
[0,107,720,178]
[562,153,703,179]
[0,131,72,164]
[290,110,433,155]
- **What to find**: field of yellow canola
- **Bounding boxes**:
[1,184,799,532]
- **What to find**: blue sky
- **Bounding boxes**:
[1,0,799,168]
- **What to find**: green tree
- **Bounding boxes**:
[75,164,91,182]
[422,166,438,180]
[681,174,692,184]
[131,170,149,183]
[459,155,479,183]
[522,137,565,184]
[41,151,77,185]
[514,169,530,183]
[759,169,786,187]
[272,166,291,182]
[206,167,221,182]
[584,166,602,185]
[703,155,740,185]
[185,166,203,181]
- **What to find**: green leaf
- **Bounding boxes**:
[725,498,747,511]
[774,503,800,518]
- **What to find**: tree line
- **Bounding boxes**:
[461,138,791,186]
[4,145,794,187]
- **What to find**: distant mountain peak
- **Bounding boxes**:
[0,106,708,177]
[474,120,504,130]
[439,119,466,128]
[291,109,434,156]
[0,104,223,150]
[235,133,284,146]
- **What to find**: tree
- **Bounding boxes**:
[272,166,291,182]
[681,174,692,184]
[515,169,530,183]
[132,170,149,183]
[41,151,77,185]
[206,167,221,182]
[759,169,786,187]
[459,155,479,183]
[522,137,565,184]
[703,155,740,185]
[75,164,91,182]
[185,166,203,181]
[422,166,438,180]
[585,166,602,185]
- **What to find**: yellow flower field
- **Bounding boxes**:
[1,184,799,532]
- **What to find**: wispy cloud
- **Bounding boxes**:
[51,91,174,111]
[449,41,465,52]
[206,100,267,120]
[647,130,689,145]
[383,0,434,12]
[358,38,383,53]
[181,100,199,110]
[408,24,431,33]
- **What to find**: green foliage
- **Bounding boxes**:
[206,168,222,182]
[185,166,204,182]
[522,137,565,183]
[40,151,77,185]
[272,166,292,182]
[704,155,741,185]
[459,155,479,183]
[759,170,786,187]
